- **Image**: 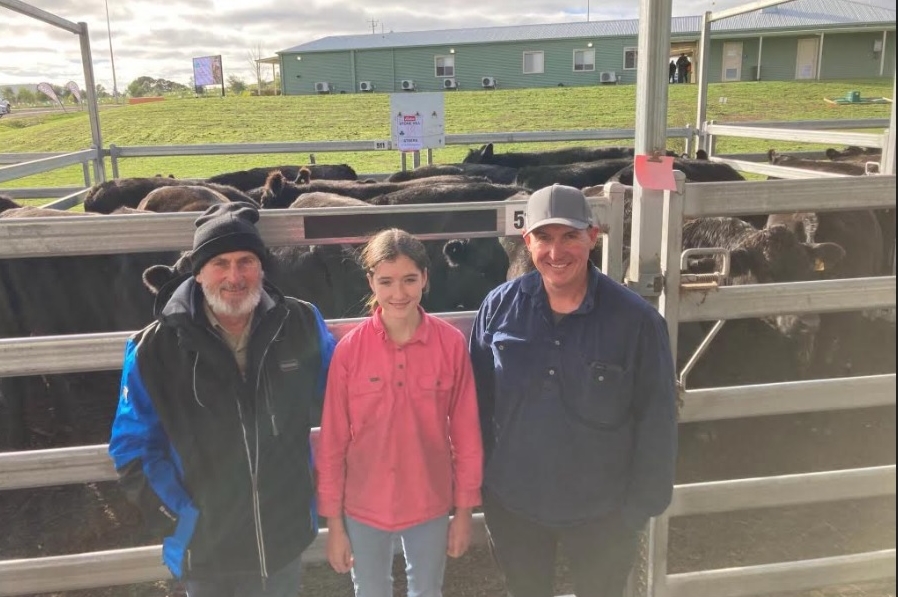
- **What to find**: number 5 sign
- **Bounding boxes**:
[504,205,526,235]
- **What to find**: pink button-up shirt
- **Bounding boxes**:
[316,308,483,531]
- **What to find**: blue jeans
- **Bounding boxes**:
[184,554,303,597]
[345,514,450,597]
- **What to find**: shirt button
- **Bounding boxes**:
[548,369,556,376]
[554,340,561,346]
[397,382,403,387]
[498,345,505,351]
[398,364,404,369]
[598,376,605,382]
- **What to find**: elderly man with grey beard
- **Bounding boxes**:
[109,202,336,597]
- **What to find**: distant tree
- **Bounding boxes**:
[127,76,190,97]
[96,84,110,99]
[51,84,67,100]
[16,88,36,104]
[227,75,247,95]
[1,86,14,102]
[247,44,265,95]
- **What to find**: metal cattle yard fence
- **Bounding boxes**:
[1,0,897,596]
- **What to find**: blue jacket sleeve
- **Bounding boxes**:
[108,337,198,578]
[621,310,679,530]
[469,297,497,459]
[310,304,336,400]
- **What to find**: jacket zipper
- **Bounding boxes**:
[238,311,288,583]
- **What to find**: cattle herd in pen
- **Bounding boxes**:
[0,143,894,451]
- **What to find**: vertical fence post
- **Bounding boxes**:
[78,22,106,183]
[427,148,434,166]
[109,144,121,179]
[400,152,408,172]
[413,150,421,169]
[81,161,91,187]
[684,124,694,158]
[694,12,712,155]
[650,170,686,597]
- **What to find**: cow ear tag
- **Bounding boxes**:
[634,152,677,191]
[814,258,826,272]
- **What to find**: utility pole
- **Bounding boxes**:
[587,0,590,21]
[368,19,379,34]
[104,0,119,103]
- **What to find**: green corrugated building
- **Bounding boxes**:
[275,0,896,95]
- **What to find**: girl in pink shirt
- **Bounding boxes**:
[316,228,483,597]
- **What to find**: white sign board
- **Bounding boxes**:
[390,92,445,151]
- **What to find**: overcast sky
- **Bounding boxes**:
[1,0,895,93]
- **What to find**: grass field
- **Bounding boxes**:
[0,78,892,193]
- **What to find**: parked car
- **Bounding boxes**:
[0,98,10,117]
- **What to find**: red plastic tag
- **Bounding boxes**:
[634,154,677,191]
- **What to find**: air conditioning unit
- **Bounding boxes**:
[442,78,458,90]
[481,76,497,88]
[400,79,416,91]
[314,81,331,93]
[599,71,617,84]
[358,81,374,92]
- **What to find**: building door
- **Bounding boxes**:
[721,42,742,81]
[795,37,819,79]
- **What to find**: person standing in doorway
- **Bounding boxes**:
[677,53,691,83]
[469,185,678,597]
[669,60,678,83]
[317,228,483,597]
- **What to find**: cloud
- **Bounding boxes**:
[1,0,894,91]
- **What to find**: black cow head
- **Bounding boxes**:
[463,143,495,165]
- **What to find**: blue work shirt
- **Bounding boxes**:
[469,265,677,528]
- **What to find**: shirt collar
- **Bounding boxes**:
[371,305,432,345]
[520,263,601,315]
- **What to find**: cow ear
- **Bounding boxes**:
[142,265,178,295]
[808,242,845,273]
[266,170,285,194]
[767,149,778,163]
[295,167,311,185]
[443,239,468,267]
[483,143,494,159]
[825,148,839,160]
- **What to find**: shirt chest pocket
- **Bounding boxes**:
[347,377,386,430]
[568,361,631,428]
[417,375,454,398]
[490,332,531,384]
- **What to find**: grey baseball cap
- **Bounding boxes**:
[524,184,593,233]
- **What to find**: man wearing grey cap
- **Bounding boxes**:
[469,184,677,596]
[108,202,336,596]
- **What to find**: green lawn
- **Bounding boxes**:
[1,79,892,194]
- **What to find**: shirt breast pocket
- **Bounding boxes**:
[570,361,631,428]
[347,377,385,430]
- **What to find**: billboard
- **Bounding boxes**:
[192,55,223,87]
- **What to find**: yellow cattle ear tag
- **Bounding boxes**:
[814,258,826,272]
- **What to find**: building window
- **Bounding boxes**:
[624,47,638,70]
[523,51,545,74]
[435,55,455,77]
[573,49,596,71]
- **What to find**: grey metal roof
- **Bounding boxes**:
[279,0,895,54]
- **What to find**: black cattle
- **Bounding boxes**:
[207,164,356,191]
[0,208,178,450]
[683,218,844,338]
[387,163,519,185]
[609,158,745,186]
[825,146,882,163]
[84,178,254,214]
[765,211,883,279]
[137,185,229,212]
[0,195,20,213]
[766,150,894,276]
[514,158,634,190]
[463,143,636,168]
[767,150,870,176]
[256,172,493,209]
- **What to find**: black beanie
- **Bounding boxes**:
[190,202,266,274]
